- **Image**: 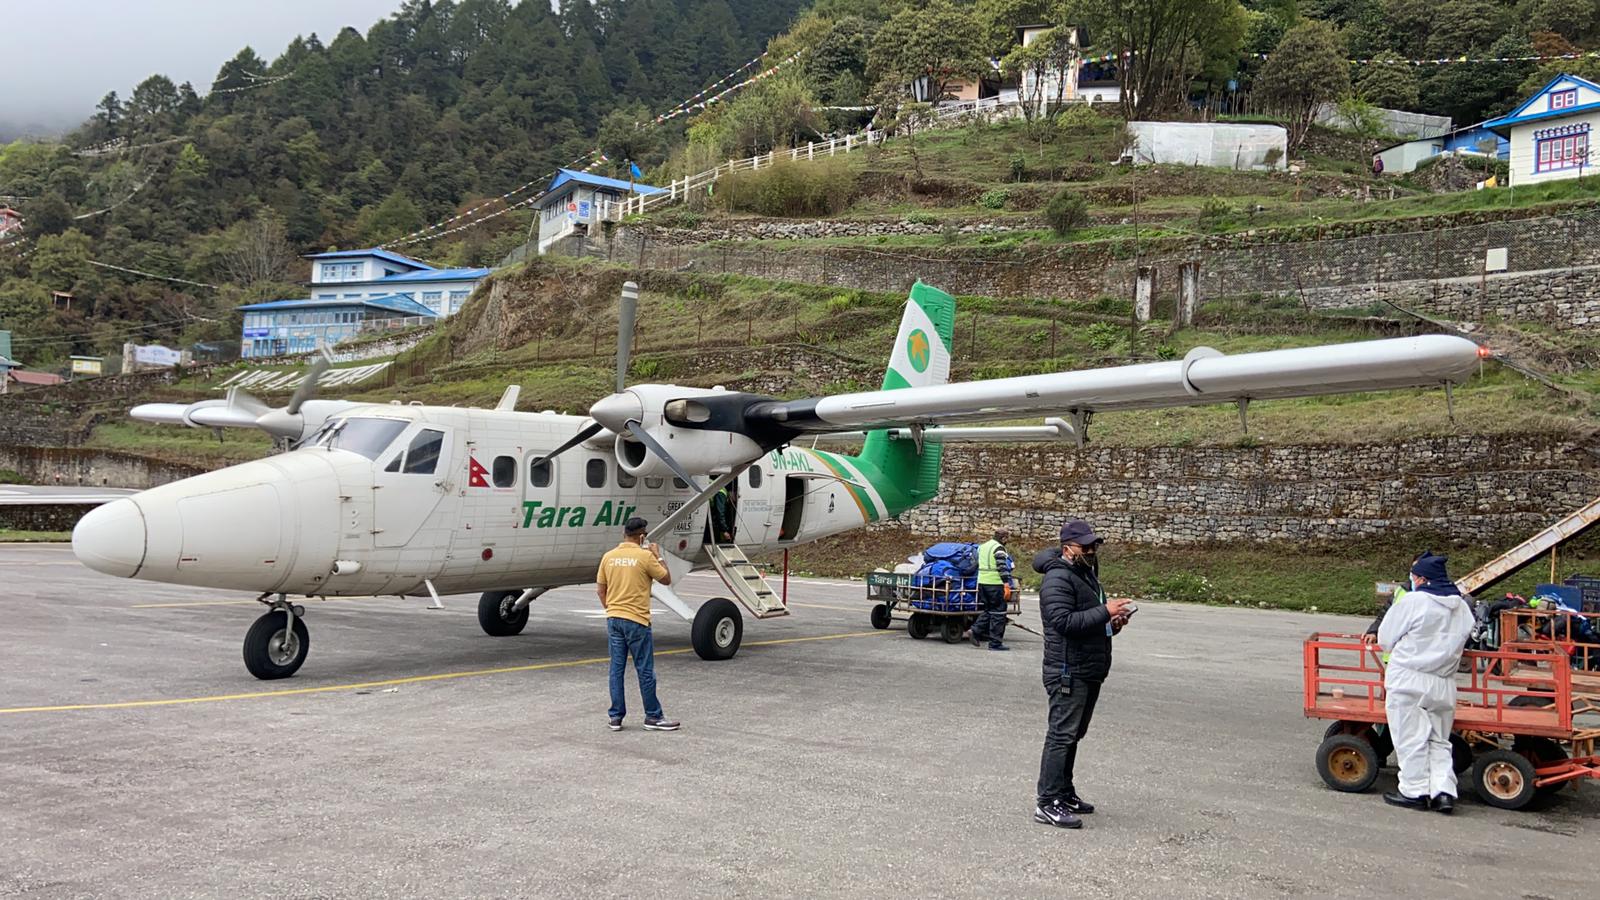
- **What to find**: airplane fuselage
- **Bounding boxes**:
[72,404,891,598]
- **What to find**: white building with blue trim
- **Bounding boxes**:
[238,248,490,358]
[1483,73,1599,186]
[537,168,664,254]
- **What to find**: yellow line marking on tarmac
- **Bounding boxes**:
[0,629,890,715]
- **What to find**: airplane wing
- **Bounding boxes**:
[745,336,1482,433]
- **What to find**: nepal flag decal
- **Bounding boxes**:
[468,455,490,488]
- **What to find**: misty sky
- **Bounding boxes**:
[2,0,408,132]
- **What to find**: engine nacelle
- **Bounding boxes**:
[614,426,765,479]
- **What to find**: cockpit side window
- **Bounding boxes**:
[401,429,445,475]
[318,417,408,460]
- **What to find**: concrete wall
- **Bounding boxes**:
[883,435,1600,548]
[1128,122,1287,171]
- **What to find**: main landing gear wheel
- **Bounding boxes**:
[692,598,743,661]
[243,610,310,680]
[870,603,892,630]
[1315,733,1380,793]
[478,590,530,637]
[1472,749,1538,810]
[941,617,965,644]
[907,613,930,640]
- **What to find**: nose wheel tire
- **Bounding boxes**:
[692,598,743,661]
[478,590,531,637]
[243,611,310,680]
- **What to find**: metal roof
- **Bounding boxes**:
[303,248,434,270]
[238,294,438,318]
[545,168,665,199]
[1483,73,1600,135]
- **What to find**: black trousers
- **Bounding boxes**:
[1036,676,1102,805]
[971,583,1008,646]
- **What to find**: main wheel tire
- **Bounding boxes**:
[1514,736,1570,798]
[692,598,743,661]
[870,603,892,630]
[941,617,965,643]
[478,590,530,637]
[1450,733,1474,774]
[1472,749,1538,810]
[907,613,930,640]
[1316,733,1380,793]
[243,611,310,680]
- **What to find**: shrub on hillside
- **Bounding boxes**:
[907,211,940,226]
[979,188,1010,210]
[1197,196,1234,233]
[1055,104,1112,132]
[1044,188,1089,236]
[714,157,857,217]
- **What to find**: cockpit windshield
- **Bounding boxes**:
[311,417,409,460]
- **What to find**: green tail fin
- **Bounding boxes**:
[854,281,956,516]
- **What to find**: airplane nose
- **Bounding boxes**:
[72,498,148,578]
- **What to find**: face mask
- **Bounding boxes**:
[1409,574,1421,590]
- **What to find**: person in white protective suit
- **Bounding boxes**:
[1377,551,1473,814]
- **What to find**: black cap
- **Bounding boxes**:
[624,517,649,536]
[1060,519,1103,547]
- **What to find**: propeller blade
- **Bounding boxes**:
[531,421,604,468]
[287,349,332,416]
[226,388,272,418]
[616,281,638,392]
[624,420,704,493]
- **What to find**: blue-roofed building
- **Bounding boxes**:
[537,168,664,254]
[1483,73,1600,186]
[239,294,438,358]
[238,247,491,357]
[1373,120,1509,176]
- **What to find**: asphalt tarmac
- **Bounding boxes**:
[1,542,1593,899]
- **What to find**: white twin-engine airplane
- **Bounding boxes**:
[73,281,1484,680]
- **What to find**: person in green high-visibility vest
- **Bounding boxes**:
[971,527,1014,651]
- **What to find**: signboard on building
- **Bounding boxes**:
[70,356,103,376]
[243,328,270,339]
[133,344,183,367]
[578,200,591,219]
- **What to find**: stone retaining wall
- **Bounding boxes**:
[0,447,206,489]
[880,435,1600,548]
[1300,266,1600,328]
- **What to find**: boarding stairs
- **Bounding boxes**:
[707,542,790,619]
[1459,495,1600,595]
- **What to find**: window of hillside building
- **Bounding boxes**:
[1551,89,1577,111]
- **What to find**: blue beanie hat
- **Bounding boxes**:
[1411,551,1449,583]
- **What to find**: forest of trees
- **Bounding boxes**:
[0,0,1595,365]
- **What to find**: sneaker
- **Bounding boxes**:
[989,643,1011,651]
[607,717,623,731]
[643,717,680,731]
[1033,800,1083,829]
[1061,794,1095,814]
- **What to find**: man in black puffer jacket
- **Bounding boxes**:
[1032,518,1134,829]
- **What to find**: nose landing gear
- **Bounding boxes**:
[243,594,310,680]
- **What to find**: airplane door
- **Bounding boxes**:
[373,424,453,548]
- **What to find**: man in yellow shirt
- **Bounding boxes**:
[597,516,680,732]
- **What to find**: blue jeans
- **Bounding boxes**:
[608,617,663,721]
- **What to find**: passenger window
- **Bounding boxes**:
[673,477,687,489]
[617,469,637,488]
[529,458,553,488]
[492,455,516,488]
[401,429,444,475]
[644,476,664,489]
[748,466,762,488]
[586,458,608,489]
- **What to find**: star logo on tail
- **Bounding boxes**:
[906,329,931,373]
